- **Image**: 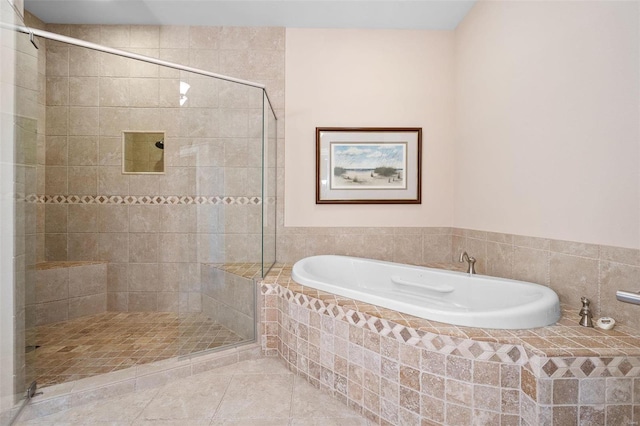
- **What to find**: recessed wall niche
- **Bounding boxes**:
[122,131,165,174]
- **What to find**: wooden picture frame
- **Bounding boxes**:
[316,127,422,204]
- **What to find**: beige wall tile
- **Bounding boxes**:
[128,292,157,311]
[196,166,224,195]
[69,107,99,135]
[130,25,160,48]
[485,242,512,279]
[393,235,422,266]
[107,263,128,292]
[68,135,98,165]
[129,205,160,232]
[68,292,106,320]
[69,46,101,76]
[197,233,225,263]
[100,77,130,107]
[423,234,452,263]
[249,27,285,51]
[97,232,129,262]
[45,166,68,194]
[128,107,162,130]
[550,240,599,259]
[159,26,190,49]
[100,52,130,77]
[46,105,68,136]
[189,26,220,49]
[157,167,195,195]
[129,51,160,78]
[45,233,67,261]
[159,233,196,262]
[98,205,129,232]
[129,233,158,263]
[129,174,160,196]
[160,262,199,292]
[68,25,101,43]
[99,107,130,136]
[36,299,68,325]
[68,166,97,195]
[68,77,99,107]
[45,76,69,106]
[68,204,97,232]
[511,246,549,286]
[46,42,69,77]
[600,261,640,328]
[100,25,131,48]
[98,167,129,194]
[225,234,249,262]
[196,205,223,233]
[36,268,68,303]
[550,252,599,307]
[128,263,159,291]
[600,245,640,267]
[45,204,67,233]
[157,292,179,312]
[107,291,128,311]
[158,79,180,107]
[158,205,196,233]
[67,232,98,260]
[98,136,122,165]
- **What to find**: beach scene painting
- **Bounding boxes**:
[330,142,407,190]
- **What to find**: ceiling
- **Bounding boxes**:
[24,0,476,30]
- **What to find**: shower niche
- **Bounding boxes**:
[122,131,165,173]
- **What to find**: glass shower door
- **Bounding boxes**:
[0,1,40,422]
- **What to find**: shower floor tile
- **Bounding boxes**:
[26,312,244,388]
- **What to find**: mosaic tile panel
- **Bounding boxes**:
[26,311,244,388]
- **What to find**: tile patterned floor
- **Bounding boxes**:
[16,358,371,425]
[27,312,244,388]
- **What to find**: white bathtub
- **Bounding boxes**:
[291,255,561,329]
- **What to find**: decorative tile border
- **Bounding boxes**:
[21,194,266,205]
[530,354,640,379]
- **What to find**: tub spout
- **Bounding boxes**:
[459,251,476,275]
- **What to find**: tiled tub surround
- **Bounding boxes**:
[260,264,640,425]
[32,261,107,326]
[277,227,640,331]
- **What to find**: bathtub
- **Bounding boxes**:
[291,255,561,329]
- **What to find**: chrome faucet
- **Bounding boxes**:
[459,251,476,275]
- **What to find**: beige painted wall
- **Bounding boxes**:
[284,28,456,227]
[455,0,640,249]
[285,2,640,250]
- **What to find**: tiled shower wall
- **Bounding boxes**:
[39,24,285,312]
[276,227,640,330]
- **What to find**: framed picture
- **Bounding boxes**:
[316,127,422,204]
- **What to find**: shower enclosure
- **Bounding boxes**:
[1,4,277,422]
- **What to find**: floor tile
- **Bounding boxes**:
[18,357,370,426]
[290,376,362,419]
[209,419,289,426]
[213,373,294,420]
[138,374,232,420]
